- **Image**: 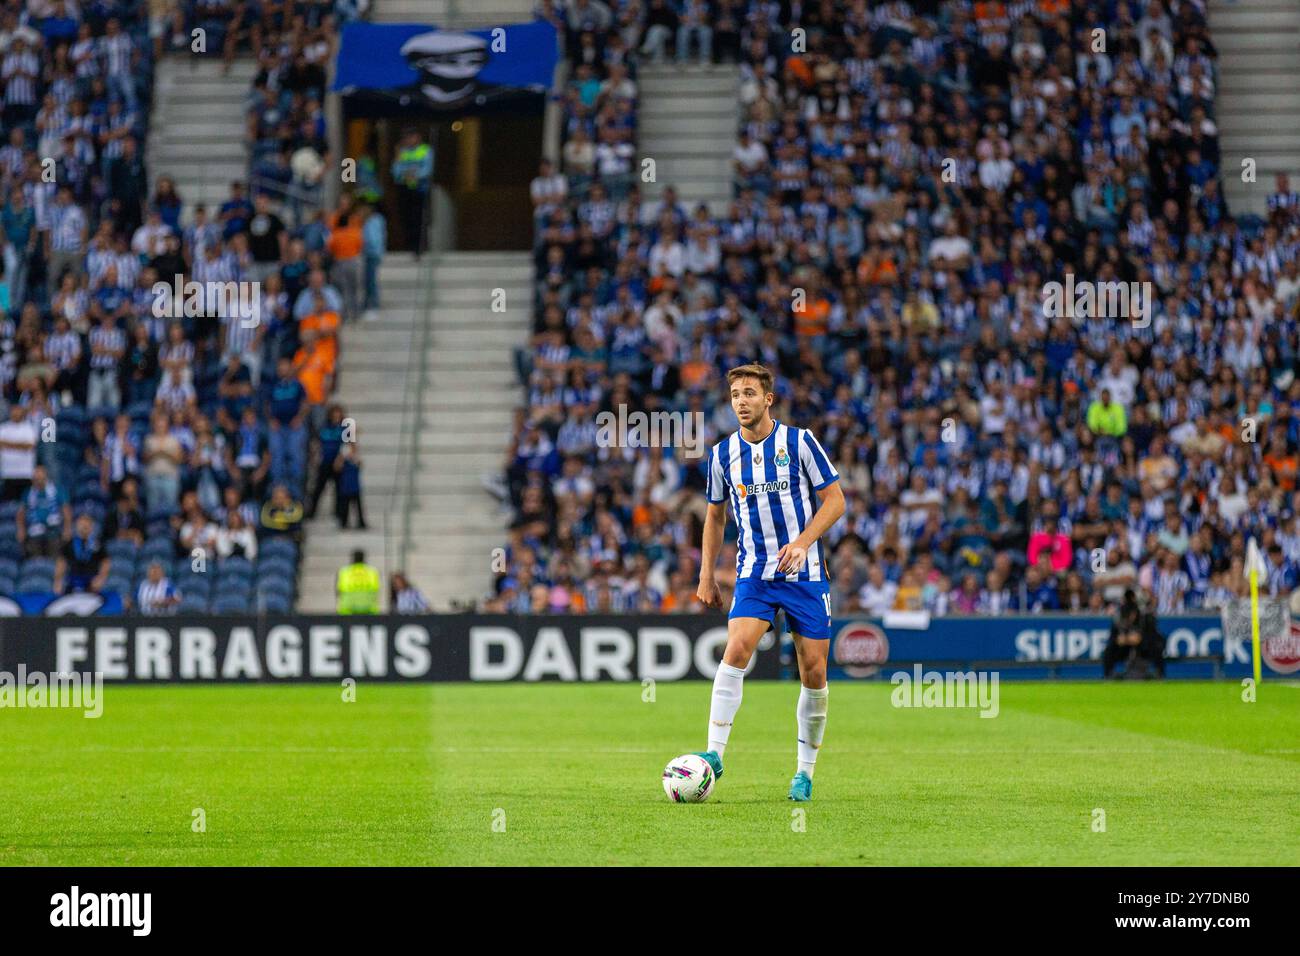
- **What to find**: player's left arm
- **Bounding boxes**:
[776,430,845,574]
[776,480,845,573]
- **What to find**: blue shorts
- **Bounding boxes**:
[730,578,832,640]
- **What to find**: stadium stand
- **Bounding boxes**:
[490,0,1300,619]
[0,1,370,614]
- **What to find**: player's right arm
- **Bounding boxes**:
[697,499,726,608]
[697,446,728,608]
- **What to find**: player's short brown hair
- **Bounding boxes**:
[726,363,774,395]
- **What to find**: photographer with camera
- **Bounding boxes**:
[1103,588,1166,679]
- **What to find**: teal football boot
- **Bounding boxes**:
[788,770,812,801]
[692,750,723,780]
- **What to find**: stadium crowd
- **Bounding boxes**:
[495,0,1300,618]
[0,0,375,613]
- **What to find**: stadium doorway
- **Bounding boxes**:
[343,113,542,252]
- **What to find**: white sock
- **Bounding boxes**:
[796,684,828,777]
[707,662,745,757]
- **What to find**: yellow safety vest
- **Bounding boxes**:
[395,143,431,189]
[337,563,380,614]
[398,144,430,163]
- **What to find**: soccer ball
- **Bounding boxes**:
[662,754,715,803]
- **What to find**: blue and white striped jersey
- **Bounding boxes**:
[706,420,840,582]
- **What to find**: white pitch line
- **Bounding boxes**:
[3,745,1292,757]
[434,746,1254,756]
[0,744,1180,756]
[0,745,427,754]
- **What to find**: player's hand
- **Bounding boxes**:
[776,543,808,574]
[696,578,722,608]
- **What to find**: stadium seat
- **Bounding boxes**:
[256,556,296,580]
[141,537,174,562]
[211,594,248,614]
[178,593,210,614]
[217,555,255,579]
[260,593,292,613]
[256,577,294,600]
[106,540,141,564]
[175,574,212,599]
[75,483,109,507]
[260,539,298,563]
[106,575,134,597]
[21,557,56,577]
[215,578,252,599]
[107,554,136,580]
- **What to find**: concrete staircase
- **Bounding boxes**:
[1209,0,1300,216]
[297,251,532,611]
[404,252,532,609]
[146,55,257,209]
[371,0,536,26]
[638,64,739,216]
[298,259,424,610]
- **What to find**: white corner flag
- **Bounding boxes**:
[1245,537,1267,687]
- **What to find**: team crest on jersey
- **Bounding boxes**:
[774,447,790,467]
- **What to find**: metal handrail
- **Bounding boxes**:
[401,247,436,581]
[386,214,435,600]
[247,172,327,226]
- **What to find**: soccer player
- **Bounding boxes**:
[693,363,845,801]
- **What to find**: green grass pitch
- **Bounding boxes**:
[430,680,1300,866]
[0,685,437,866]
[2,681,1297,865]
